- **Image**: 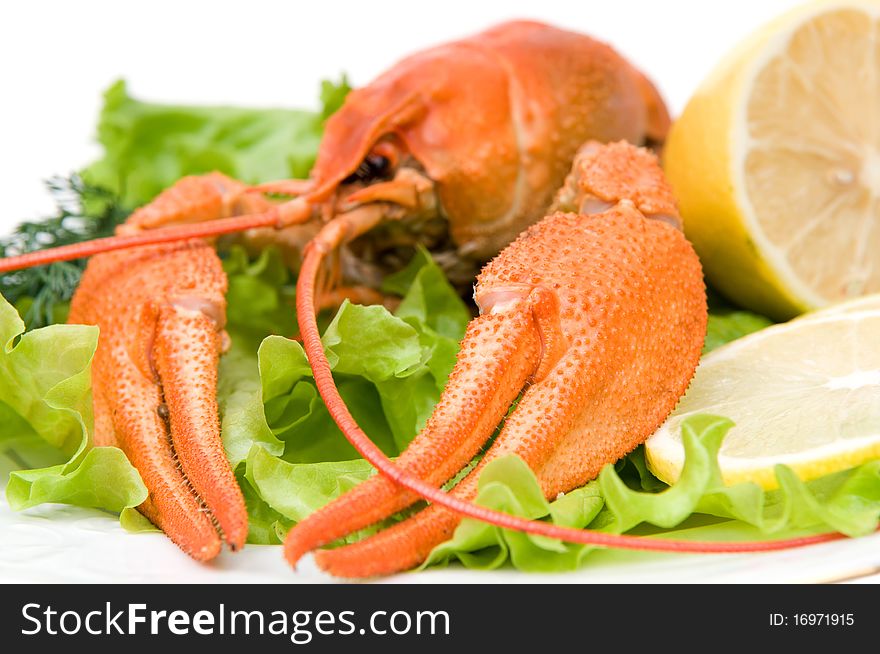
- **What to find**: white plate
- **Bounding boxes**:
[2,494,878,584]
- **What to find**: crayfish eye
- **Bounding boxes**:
[344,154,391,184]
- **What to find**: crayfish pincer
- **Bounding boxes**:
[0,22,699,568]
[286,141,707,577]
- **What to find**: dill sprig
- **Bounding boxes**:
[0,176,130,329]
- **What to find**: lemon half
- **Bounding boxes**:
[645,301,880,489]
[665,0,880,320]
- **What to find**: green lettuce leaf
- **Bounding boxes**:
[705,309,773,353]
[609,416,880,537]
[235,470,290,546]
[0,293,147,514]
[217,247,470,543]
[704,288,773,352]
[246,446,375,526]
[424,415,880,572]
[218,246,296,469]
[425,457,604,572]
[82,77,350,209]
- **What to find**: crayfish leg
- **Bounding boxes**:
[119,173,249,234]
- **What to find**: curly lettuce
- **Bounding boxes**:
[0,294,147,515]
[423,415,880,572]
[217,246,469,543]
[704,289,773,353]
[82,78,350,209]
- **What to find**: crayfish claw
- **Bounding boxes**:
[551,141,681,229]
[69,241,246,560]
[288,143,707,577]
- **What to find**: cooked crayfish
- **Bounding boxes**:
[0,20,671,561]
[1,21,836,575]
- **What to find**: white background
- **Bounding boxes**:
[3,0,878,582]
[1,0,806,226]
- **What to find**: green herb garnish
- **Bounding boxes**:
[0,177,130,329]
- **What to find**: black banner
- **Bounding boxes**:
[0,583,873,650]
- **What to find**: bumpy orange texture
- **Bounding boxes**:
[284,143,707,577]
[69,241,247,560]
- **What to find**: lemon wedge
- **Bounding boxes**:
[794,292,880,321]
[664,0,880,320]
[645,306,880,489]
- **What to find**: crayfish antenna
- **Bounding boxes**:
[0,174,316,274]
[0,214,275,273]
